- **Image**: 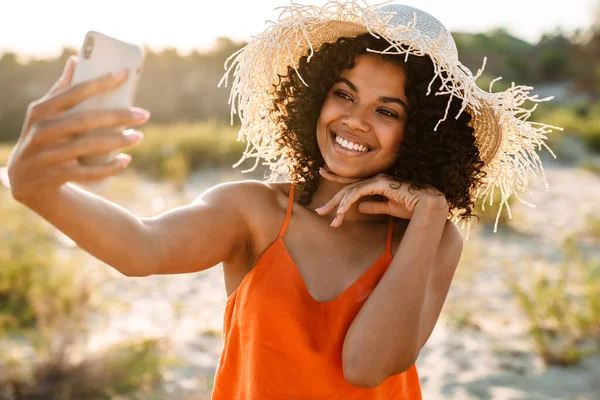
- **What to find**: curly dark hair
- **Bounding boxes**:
[271,33,487,223]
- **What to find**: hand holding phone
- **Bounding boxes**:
[67,31,146,193]
[6,34,149,204]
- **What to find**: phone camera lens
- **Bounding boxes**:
[83,36,95,59]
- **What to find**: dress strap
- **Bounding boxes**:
[385,215,394,253]
[278,183,295,238]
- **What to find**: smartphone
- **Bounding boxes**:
[68,30,145,194]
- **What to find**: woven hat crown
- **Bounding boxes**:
[374,4,458,58]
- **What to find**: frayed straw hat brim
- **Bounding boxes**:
[218,0,562,239]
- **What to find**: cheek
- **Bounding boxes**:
[377,121,406,152]
[320,95,347,121]
[317,98,338,136]
[391,127,406,150]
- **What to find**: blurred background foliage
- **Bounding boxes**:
[0,37,246,142]
[0,26,598,144]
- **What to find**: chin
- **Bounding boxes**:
[323,161,376,179]
[328,165,359,178]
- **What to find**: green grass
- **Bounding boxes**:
[127,121,243,184]
[534,103,600,153]
[0,189,174,397]
[444,305,482,331]
[581,160,600,176]
[200,328,222,338]
[0,191,63,334]
[503,236,600,366]
[582,214,600,241]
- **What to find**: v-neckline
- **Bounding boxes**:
[279,236,392,306]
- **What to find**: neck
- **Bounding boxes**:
[306,176,389,224]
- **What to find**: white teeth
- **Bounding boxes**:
[334,134,369,152]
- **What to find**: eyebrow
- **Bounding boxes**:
[336,77,408,112]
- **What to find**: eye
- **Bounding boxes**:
[333,90,353,102]
[377,108,398,119]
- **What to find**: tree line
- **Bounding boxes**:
[0,23,598,143]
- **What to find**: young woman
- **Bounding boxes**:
[6,2,557,398]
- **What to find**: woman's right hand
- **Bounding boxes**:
[6,56,150,204]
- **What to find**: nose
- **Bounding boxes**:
[342,105,370,132]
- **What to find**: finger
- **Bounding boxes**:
[330,212,345,228]
[31,68,129,122]
[336,180,387,214]
[319,167,361,184]
[41,129,144,165]
[357,200,391,215]
[330,190,355,227]
[336,188,356,214]
[31,107,150,146]
[47,56,77,96]
[63,153,132,183]
[315,187,349,215]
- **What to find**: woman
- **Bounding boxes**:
[6,2,557,399]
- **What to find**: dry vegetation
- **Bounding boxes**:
[0,189,175,399]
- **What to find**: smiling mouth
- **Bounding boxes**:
[331,131,373,153]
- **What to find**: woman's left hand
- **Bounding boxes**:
[315,167,448,227]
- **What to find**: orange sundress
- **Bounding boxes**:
[211,183,422,399]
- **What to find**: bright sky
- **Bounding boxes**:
[0,0,596,59]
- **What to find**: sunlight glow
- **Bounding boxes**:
[0,0,595,59]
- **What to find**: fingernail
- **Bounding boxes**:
[64,57,73,71]
[124,129,144,142]
[330,216,338,227]
[116,154,132,167]
[131,107,150,121]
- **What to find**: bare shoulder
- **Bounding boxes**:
[192,179,285,219]
[193,179,274,205]
[195,178,291,215]
[240,180,294,239]
[143,179,289,275]
[196,179,293,251]
[210,180,294,295]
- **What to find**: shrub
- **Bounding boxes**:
[0,190,173,398]
[503,236,600,366]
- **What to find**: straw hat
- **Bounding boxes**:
[218,0,562,237]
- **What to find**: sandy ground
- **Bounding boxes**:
[42,162,600,399]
